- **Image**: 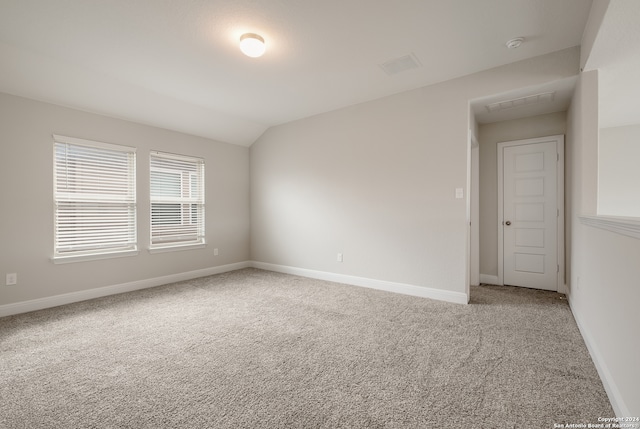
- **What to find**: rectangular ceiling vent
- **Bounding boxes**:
[485,91,556,113]
[379,53,421,76]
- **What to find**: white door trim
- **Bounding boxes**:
[497,135,565,292]
[469,131,480,287]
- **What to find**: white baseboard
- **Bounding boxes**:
[567,295,631,417]
[479,274,500,285]
[251,261,469,305]
[0,261,251,318]
[1,260,469,317]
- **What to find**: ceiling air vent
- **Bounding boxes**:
[379,53,421,76]
[485,91,556,113]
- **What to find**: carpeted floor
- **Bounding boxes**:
[0,268,614,428]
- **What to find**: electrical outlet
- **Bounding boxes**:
[214,248,219,256]
[337,253,343,262]
[6,273,17,286]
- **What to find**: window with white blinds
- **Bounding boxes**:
[150,151,205,249]
[53,135,137,261]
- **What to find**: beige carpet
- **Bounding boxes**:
[0,268,614,428]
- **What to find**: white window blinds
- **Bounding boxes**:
[53,135,137,260]
[150,151,205,248]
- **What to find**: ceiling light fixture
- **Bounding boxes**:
[505,37,524,49]
[239,33,265,58]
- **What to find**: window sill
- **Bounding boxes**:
[148,243,207,254]
[579,215,640,240]
[52,249,139,264]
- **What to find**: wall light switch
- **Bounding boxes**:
[214,248,219,256]
[337,253,343,262]
[455,188,464,199]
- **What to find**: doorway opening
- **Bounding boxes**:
[468,78,576,296]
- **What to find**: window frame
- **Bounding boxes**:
[149,151,205,252]
[52,134,138,263]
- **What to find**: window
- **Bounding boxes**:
[53,135,137,261]
[150,151,205,250]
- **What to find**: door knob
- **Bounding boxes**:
[505,221,511,226]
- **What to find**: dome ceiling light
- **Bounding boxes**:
[240,33,265,58]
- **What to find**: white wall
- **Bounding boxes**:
[0,93,250,308]
[580,0,611,70]
[478,112,567,280]
[566,70,640,416]
[598,124,640,217]
[250,48,580,301]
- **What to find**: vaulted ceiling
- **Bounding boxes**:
[0,0,593,146]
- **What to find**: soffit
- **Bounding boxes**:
[582,0,640,129]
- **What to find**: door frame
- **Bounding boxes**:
[468,131,480,289]
[497,135,565,293]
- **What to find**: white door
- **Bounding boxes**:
[499,137,562,291]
